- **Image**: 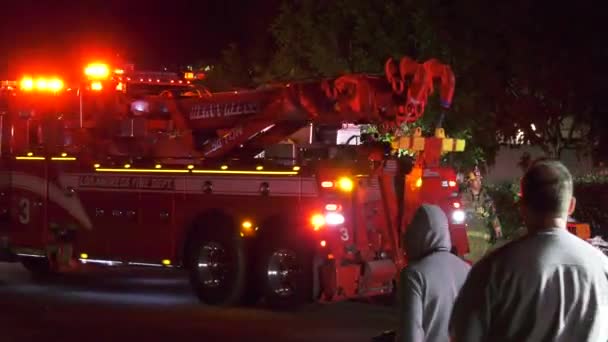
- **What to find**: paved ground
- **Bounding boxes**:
[0,262,397,342]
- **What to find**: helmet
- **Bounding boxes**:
[467,172,477,181]
[467,166,482,182]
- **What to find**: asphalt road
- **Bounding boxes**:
[0,262,397,342]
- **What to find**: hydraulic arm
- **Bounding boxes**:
[135,56,458,160]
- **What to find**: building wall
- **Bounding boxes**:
[485,145,594,184]
[287,126,595,186]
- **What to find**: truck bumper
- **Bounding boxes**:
[0,236,17,262]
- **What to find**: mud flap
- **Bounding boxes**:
[0,237,16,262]
[46,244,74,268]
[48,223,78,269]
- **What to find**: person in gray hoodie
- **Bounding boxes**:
[396,204,471,342]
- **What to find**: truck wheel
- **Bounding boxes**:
[21,257,52,277]
[257,231,312,309]
[188,223,247,306]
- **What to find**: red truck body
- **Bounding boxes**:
[0,59,469,307]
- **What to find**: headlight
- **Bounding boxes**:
[451,210,466,224]
[325,212,345,225]
[131,100,150,114]
[310,211,345,231]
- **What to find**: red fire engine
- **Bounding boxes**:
[0,58,469,308]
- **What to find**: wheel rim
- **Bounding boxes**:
[266,249,299,297]
[196,242,231,289]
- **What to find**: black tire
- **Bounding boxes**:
[256,224,313,310]
[187,217,248,306]
[21,257,52,277]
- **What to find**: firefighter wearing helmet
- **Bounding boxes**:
[461,167,503,263]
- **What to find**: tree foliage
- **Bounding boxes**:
[198,0,605,167]
[258,0,502,168]
[195,43,255,91]
[257,0,417,80]
[416,0,603,160]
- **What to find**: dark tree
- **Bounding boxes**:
[418,0,603,160]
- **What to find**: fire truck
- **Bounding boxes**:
[0,58,469,308]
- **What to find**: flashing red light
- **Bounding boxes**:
[47,78,64,92]
[19,77,34,91]
[320,240,326,247]
[91,81,103,91]
[448,180,457,187]
[20,76,63,92]
[453,202,461,209]
[84,63,110,80]
[311,214,325,231]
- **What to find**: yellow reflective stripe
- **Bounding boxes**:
[15,156,45,160]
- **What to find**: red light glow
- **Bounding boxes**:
[84,63,110,79]
[91,81,103,91]
[311,214,325,230]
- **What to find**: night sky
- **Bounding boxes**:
[0,0,281,77]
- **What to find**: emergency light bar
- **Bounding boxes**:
[19,76,64,93]
[7,62,194,95]
[113,76,191,86]
[1,80,17,88]
[114,70,189,85]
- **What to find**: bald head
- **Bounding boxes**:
[521,160,573,219]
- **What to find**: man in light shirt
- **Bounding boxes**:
[449,159,608,341]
